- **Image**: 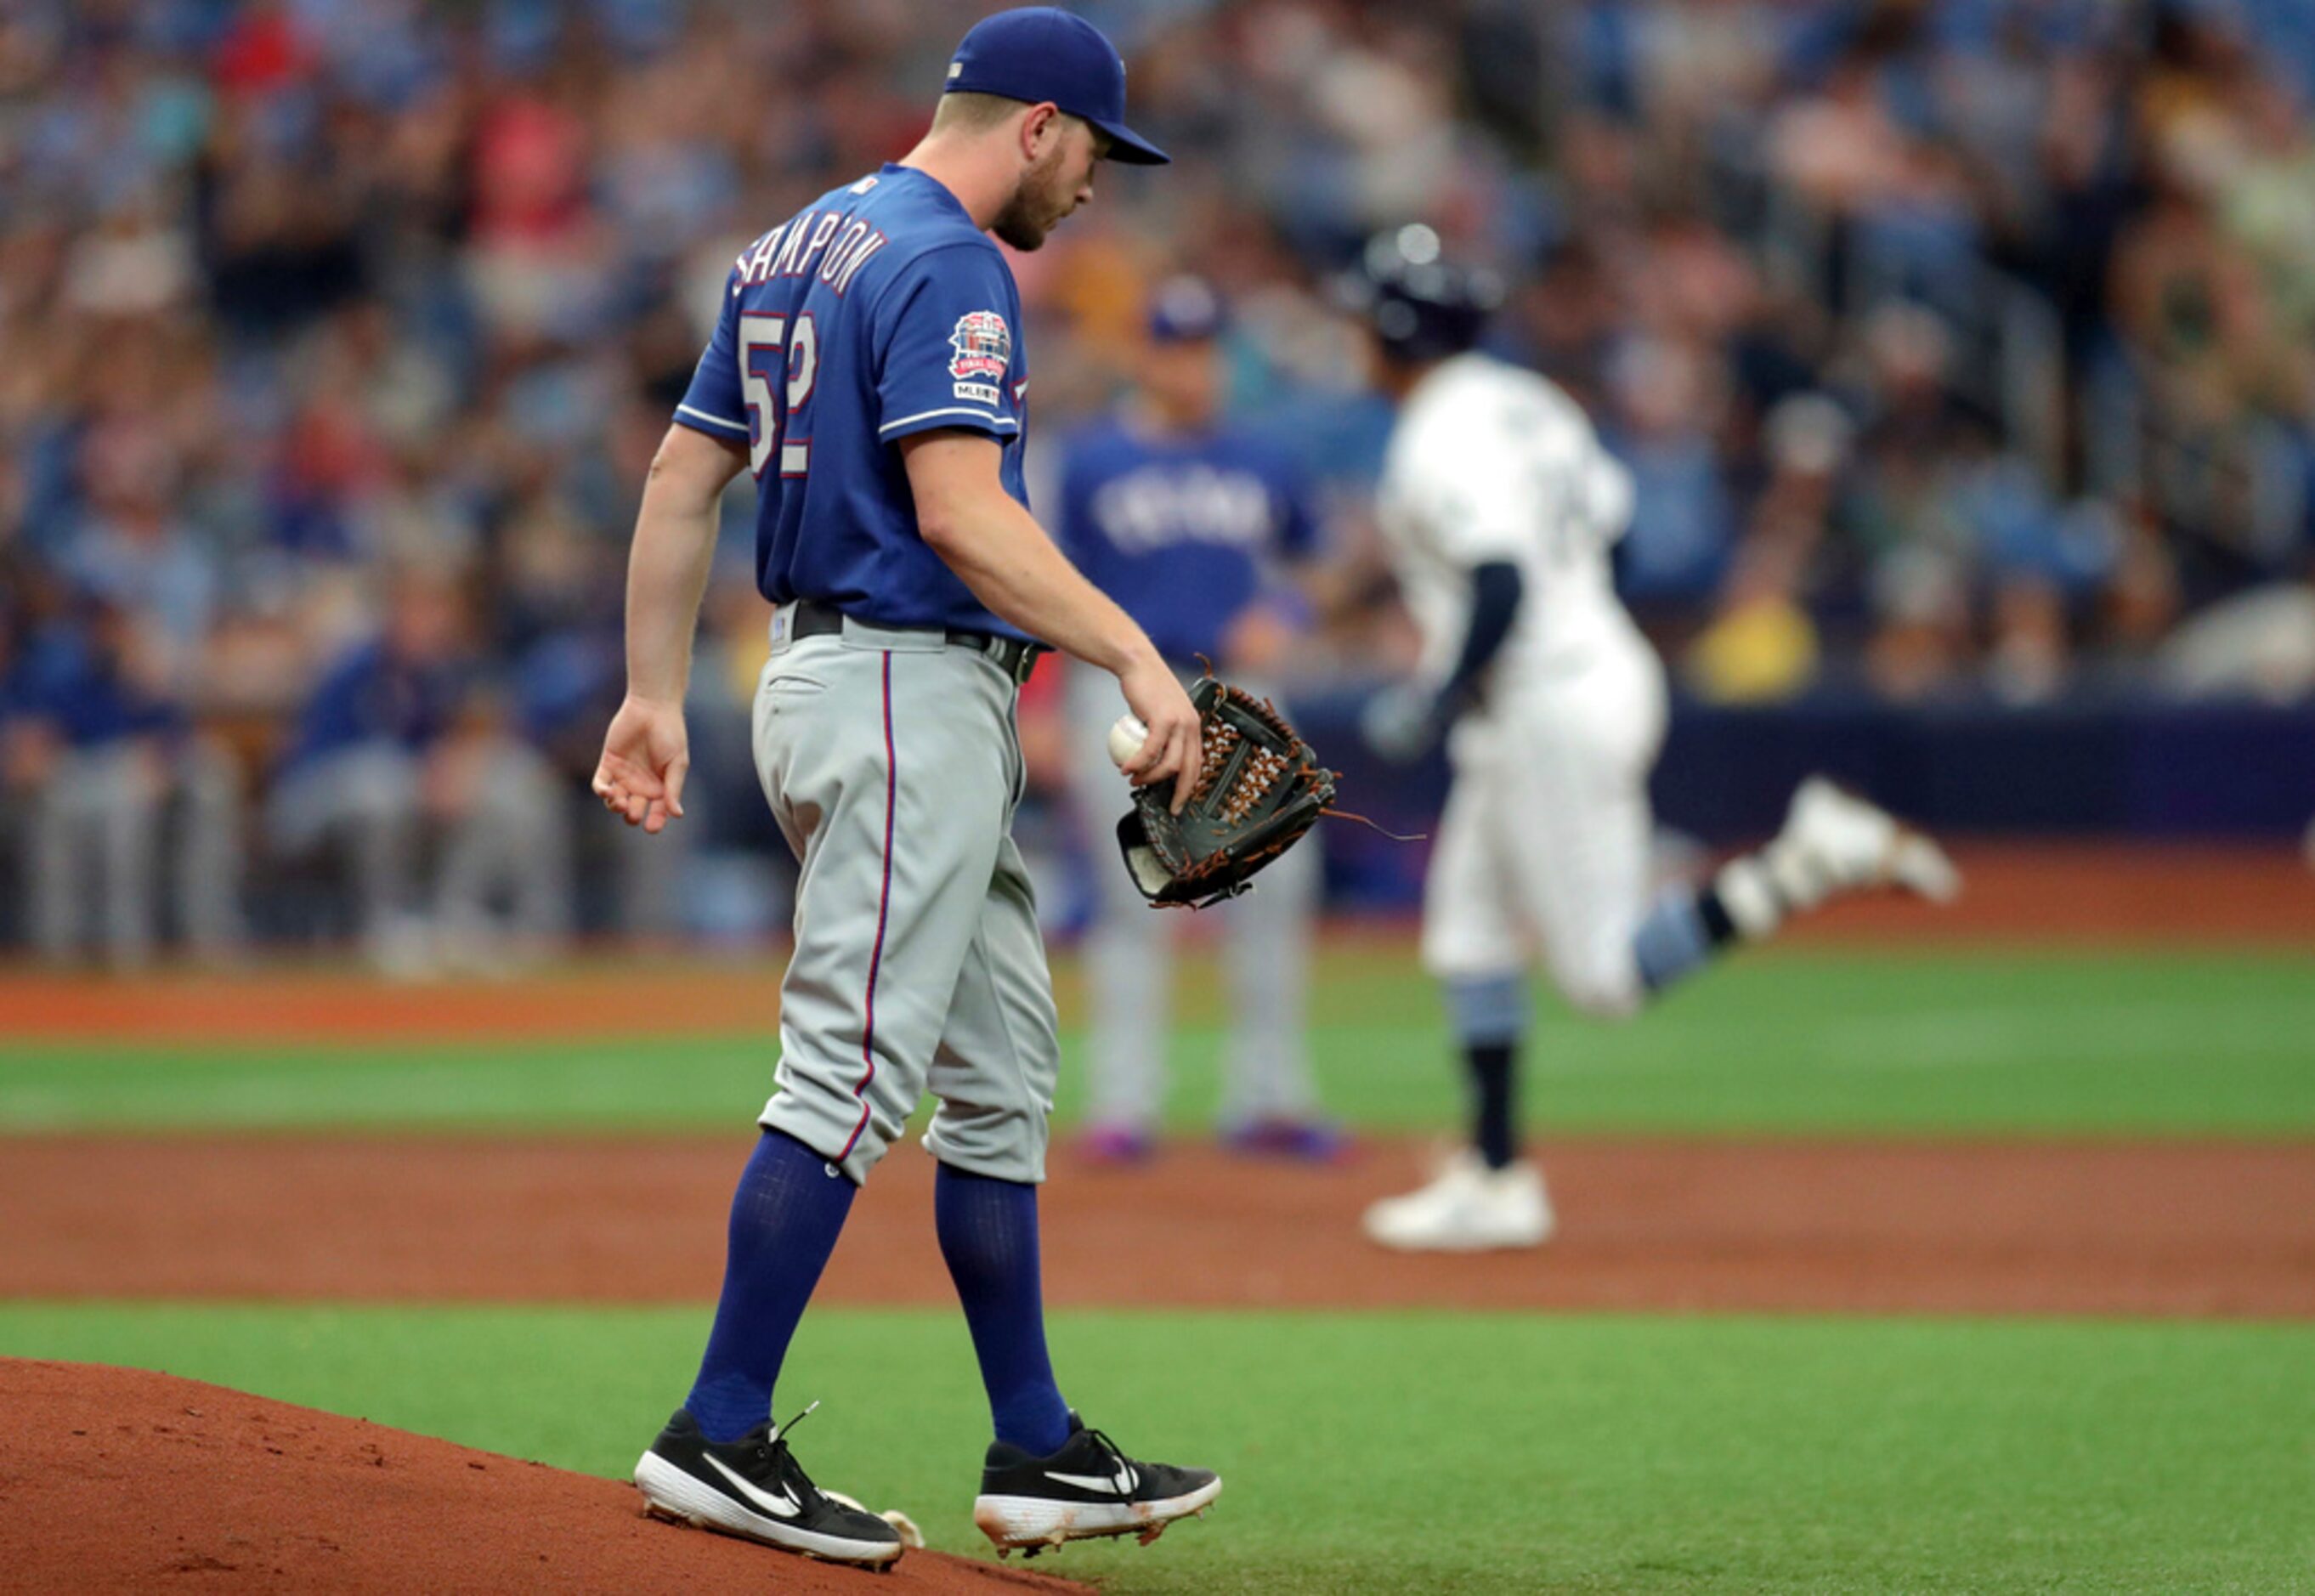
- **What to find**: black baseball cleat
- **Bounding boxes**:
[633,1404,903,1568]
[973,1412,1221,1556]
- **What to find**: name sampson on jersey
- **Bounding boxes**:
[731,186,891,299]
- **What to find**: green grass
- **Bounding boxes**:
[4,948,2314,1138]
[3,1302,2311,1593]
[8,948,2307,1591]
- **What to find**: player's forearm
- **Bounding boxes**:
[1438,560,1524,706]
[921,492,1159,676]
[623,427,744,704]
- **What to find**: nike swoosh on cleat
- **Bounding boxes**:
[702,1452,802,1519]
[1045,1463,1137,1496]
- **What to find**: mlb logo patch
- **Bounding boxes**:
[948,310,1011,384]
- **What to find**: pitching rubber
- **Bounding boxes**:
[632,1451,903,1567]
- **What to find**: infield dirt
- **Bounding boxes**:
[2,846,2309,1047]
[3,1135,2311,1319]
[0,1359,1091,1595]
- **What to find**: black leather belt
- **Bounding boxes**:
[790,599,1043,686]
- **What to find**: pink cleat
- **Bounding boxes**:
[1218,1118,1354,1164]
[1075,1124,1158,1166]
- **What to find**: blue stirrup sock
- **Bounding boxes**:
[936,1162,1073,1457]
[1446,975,1526,1170]
[1445,973,1526,1049]
[1446,886,1752,1169]
[1633,883,1744,994]
[685,1129,859,1443]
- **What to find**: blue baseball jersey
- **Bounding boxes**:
[11,623,181,748]
[1053,419,1320,663]
[676,164,1031,638]
[279,639,467,774]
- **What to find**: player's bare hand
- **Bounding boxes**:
[592,694,689,834]
[1117,654,1202,813]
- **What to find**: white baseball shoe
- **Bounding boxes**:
[1362,1151,1554,1252]
[1764,777,1961,913]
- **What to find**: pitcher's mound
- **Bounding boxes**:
[0,1360,1090,1594]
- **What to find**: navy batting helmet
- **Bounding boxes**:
[1338,224,1503,364]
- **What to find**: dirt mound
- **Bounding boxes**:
[0,1360,1087,1595]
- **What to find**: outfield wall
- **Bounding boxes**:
[1304,693,2315,910]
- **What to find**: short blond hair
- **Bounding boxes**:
[930,91,1025,135]
[931,92,1098,150]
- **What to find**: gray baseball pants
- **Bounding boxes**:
[753,608,1060,1186]
[29,738,244,967]
[267,739,573,960]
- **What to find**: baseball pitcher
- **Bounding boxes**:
[1347,226,1961,1252]
[591,9,1220,1568]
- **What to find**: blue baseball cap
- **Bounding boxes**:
[945,8,1169,166]
[1147,274,1224,342]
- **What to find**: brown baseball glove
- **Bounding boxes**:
[1116,676,1337,910]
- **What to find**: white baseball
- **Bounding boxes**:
[1108,713,1150,768]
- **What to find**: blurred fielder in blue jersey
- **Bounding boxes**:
[1052,276,1340,1163]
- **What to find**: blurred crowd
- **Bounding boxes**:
[3,0,2312,963]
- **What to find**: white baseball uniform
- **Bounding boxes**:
[1376,352,1667,1017]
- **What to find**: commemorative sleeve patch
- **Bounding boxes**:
[948,309,1011,405]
